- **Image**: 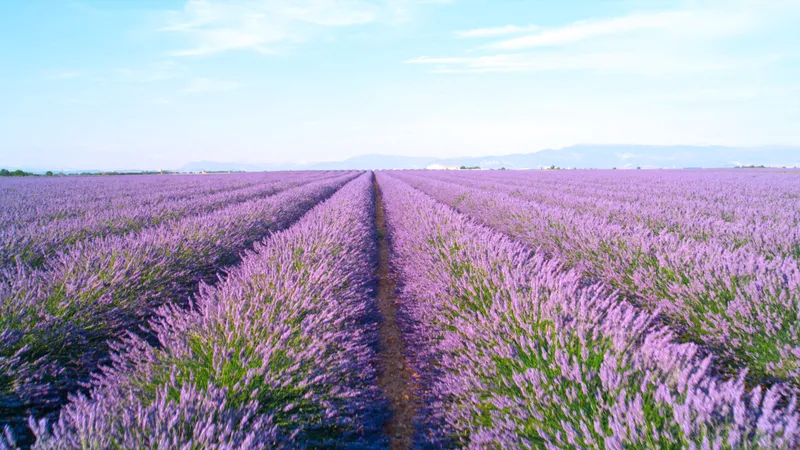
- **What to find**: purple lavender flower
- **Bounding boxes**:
[19,173,387,448]
[376,171,800,448]
[0,171,360,440]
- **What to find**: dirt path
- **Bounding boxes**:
[373,173,418,449]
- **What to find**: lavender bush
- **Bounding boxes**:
[1,173,263,230]
[3,167,797,448]
[411,169,800,259]
[0,172,358,437]
[11,172,387,449]
[377,171,800,448]
[391,170,800,385]
[0,171,337,269]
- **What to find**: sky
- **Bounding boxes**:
[0,0,799,170]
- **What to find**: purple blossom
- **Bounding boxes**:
[23,174,386,449]
[0,171,360,441]
[390,169,800,385]
[23,172,386,448]
[376,170,800,448]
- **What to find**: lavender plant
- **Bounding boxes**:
[0,172,358,438]
[0,171,336,269]
[1,173,263,229]
[391,170,800,385]
[13,172,387,449]
[417,169,800,258]
[377,171,800,448]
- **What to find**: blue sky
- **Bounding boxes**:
[1,0,798,170]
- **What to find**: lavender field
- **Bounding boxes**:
[2,169,800,449]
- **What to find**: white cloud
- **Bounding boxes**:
[385,0,456,23]
[396,3,800,153]
[162,0,379,56]
[455,25,540,38]
[406,51,766,75]
[407,2,795,75]
[161,0,456,55]
[485,9,755,50]
[183,77,242,92]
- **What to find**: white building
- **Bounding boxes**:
[426,164,461,170]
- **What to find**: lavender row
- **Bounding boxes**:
[0,172,359,436]
[0,173,271,229]
[410,169,800,259]
[0,172,335,269]
[5,172,387,449]
[391,171,800,385]
[377,172,799,448]
[7,172,340,230]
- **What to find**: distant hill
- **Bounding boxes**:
[9,145,799,174]
[179,161,270,172]
[180,145,800,171]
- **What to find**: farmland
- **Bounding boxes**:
[1,169,800,448]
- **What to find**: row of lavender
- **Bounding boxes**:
[1,173,266,228]
[390,170,800,386]
[422,169,800,258]
[378,171,800,448]
[0,171,337,268]
[0,171,358,438]
[3,172,386,448]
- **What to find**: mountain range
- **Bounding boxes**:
[8,145,800,173]
[180,145,800,172]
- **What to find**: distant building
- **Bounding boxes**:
[426,164,460,170]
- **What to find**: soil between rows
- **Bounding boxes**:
[373,173,419,450]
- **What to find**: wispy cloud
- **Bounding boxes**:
[160,0,456,56]
[455,25,540,38]
[408,2,793,75]
[161,0,380,56]
[406,51,763,74]
[183,77,242,92]
[385,0,455,23]
[485,9,754,50]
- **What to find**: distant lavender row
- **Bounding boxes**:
[420,169,800,258]
[392,170,800,385]
[377,172,800,448]
[0,172,358,437]
[0,173,272,229]
[10,172,387,449]
[0,172,335,269]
